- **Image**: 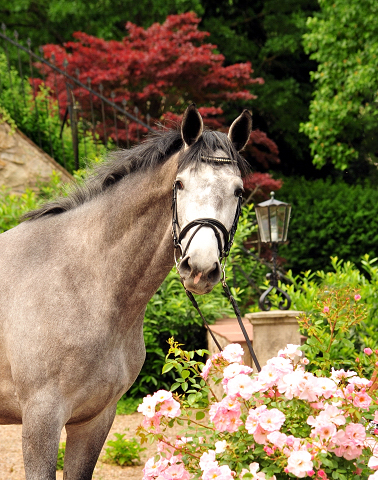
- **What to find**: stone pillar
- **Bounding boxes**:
[245,310,302,370]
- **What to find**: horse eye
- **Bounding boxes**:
[176,180,184,190]
[234,188,244,197]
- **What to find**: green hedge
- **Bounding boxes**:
[278,176,378,273]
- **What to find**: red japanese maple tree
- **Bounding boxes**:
[36,12,280,173]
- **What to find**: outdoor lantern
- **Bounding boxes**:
[255,192,292,311]
[255,192,291,244]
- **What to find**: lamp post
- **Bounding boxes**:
[255,192,292,311]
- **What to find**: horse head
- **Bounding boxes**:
[174,104,252,295]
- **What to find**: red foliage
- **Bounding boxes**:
[35,12,278,167]
[243,172,283,202]
[247,130,280,169]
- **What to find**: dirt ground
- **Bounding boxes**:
[0,413,158,480]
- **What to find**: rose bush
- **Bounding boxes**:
[136,291,378,479]
[137,340,378,479]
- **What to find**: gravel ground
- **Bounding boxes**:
[0,413,157,480]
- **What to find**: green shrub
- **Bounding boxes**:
[0,53,107,173]
[56,442,65,470]
[277,176,378,273]
[298,286,370,378]
[102,433,145,466]
[259,255,378,367]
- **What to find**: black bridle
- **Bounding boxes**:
[171,156,261,372]
[172,181,242,262]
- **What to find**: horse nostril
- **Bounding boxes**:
[179,256,191,276]
[207,262,221,284]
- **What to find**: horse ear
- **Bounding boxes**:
[228,109,252,151]
[181,103,203,147]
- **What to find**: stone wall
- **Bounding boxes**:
[0,121,72,193]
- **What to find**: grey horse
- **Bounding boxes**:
[0,104,252,479]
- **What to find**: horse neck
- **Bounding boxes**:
[71,155,178,309]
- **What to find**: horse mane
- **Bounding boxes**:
[23,128,250,221]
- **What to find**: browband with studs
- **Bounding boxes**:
[201,155,236,164]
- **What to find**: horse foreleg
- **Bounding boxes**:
[63,403,117,479]
[22,398,67,480]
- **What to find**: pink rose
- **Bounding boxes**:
[253,425,270,445]
[222,343,244,363]
[353,391,372,409]
[368,456,378,470]
[374,411,378,423]
[286,450,313,478]
[223,363,253,382]
[330,368,357,384]
[311,422,336,441]
[162,463,191,480]
[277,344,302,359]
[201,358,212,380]
[344,423,366,445]
[143,456,168,477]
[267,431,288,449]
[153,390,172,403]
[138,395,157,418]
[226,373,255,400]
[199,450,217,471]
[159,398,181,418]
[258,408,286,432]
[314,377,337,399]
[202,465,233,480]
[210,400,242,433]
[141,414,161,432]
[245,405,267,435]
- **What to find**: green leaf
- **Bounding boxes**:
[196,411,205,420]
[162,363,174,374]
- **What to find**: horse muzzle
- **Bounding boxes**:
[178,254,222,294]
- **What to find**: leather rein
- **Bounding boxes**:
[171,156,261,372]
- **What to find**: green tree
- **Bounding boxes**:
[0,0,202,45]
[301,0,378,171]
[199,0,319,176]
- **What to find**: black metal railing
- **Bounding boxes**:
[0,25,154,172]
